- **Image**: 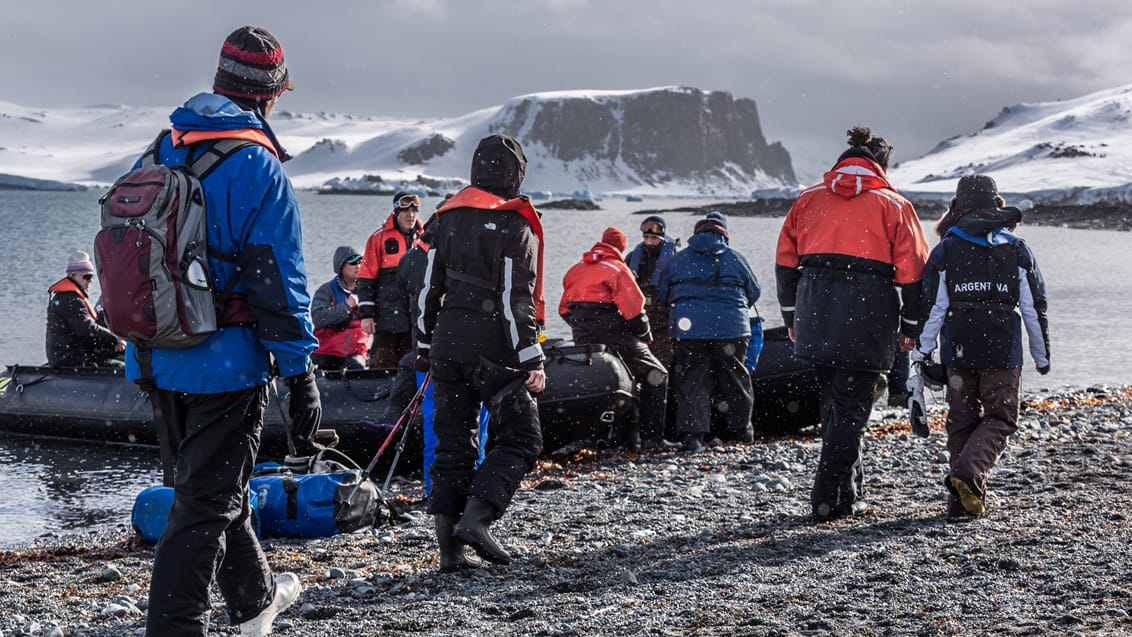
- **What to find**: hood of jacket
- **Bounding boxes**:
[686,231,730,256]
[823,156,893,200]
[582,242,626,264]
[948,206,1024,246]
[333,245,360,275]
[470,135,526,199]
[170,92,289,160]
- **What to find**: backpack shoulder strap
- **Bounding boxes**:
[138,129,171,168]
[187,137,259,181]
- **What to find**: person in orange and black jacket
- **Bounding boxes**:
[46,250,124,367]
[310,245,368,371]
[417,134,546,571]
[776,125,929,522]
[358,191,425,369]
[560,227,675,451]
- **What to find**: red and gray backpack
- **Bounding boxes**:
[94,130,255,381]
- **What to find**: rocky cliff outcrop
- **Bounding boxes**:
[486,87,795,192]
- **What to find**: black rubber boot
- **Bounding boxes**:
[435,515,483,572]
[453,497,512,565]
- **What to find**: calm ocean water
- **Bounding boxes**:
[0,189,1128,546]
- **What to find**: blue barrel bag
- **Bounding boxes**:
[249,447,380,538]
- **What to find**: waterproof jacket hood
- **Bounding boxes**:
[582,241,626,264]
[471,135,526,200]
[949,206,1024,245]
[824,156,893,200]
[332,246,360,276]
[686,231,730,256]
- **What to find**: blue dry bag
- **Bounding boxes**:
[250,449,379,538]
[131,484,261,544]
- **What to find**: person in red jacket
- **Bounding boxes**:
[358,192,425,368]
[560,227,675,451]
[776,125,929,521]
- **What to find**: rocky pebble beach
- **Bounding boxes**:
[1,385,1129,636]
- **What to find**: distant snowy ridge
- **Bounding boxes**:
[887,84,1132,204]
[0,87,795,196]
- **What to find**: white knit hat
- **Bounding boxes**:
[66,250,94,274]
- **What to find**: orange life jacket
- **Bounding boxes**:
[48,277,97,319]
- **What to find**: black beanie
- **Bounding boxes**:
[954,175,999,211]
[214,26,293,100]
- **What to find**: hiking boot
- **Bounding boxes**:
[453,497,512,565]
[435,515,483,572]
[887,392,910,408]
[946,497,975,520]
[813,500,871,522]
[947,476,985,516]
[239,572,302,637]
[681,433,705,453]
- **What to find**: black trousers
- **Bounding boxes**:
[671,338,753,439]
[145,386,274,636]
[571,326,668,443]
[811,366,882,516]
[426,357,542,517]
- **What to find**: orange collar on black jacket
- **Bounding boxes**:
[48,277,98,319]
[436,187,545,323]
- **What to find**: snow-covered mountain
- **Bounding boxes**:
[0,87,795,196]
[888,84,1132,204]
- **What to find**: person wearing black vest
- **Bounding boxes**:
[916,174,1051,518]
[417,134,546,570]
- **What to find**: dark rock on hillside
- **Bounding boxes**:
[397,134,455,165]
[538,199,602,211]
[490,87,795,188]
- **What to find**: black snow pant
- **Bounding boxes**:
[571,325,668,445]
[426,356,543,518]
[811,366,882,517]
[671,338,753,440]
[146,386,274,637]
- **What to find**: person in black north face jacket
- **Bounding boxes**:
[417,134,546,571]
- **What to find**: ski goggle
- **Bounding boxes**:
[395,194,421,210]
[641,225,665,238]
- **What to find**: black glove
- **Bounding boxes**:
[1037,364,1051,376]
[286,368,322,443]
[413,350,430,373]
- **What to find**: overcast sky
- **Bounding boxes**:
[4,0,1132,181]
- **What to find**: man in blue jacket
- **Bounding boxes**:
[125,27,319,637]
[659,212,760,452]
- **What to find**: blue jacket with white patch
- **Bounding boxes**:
[658,231,760,340]
[125,93,317,392]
